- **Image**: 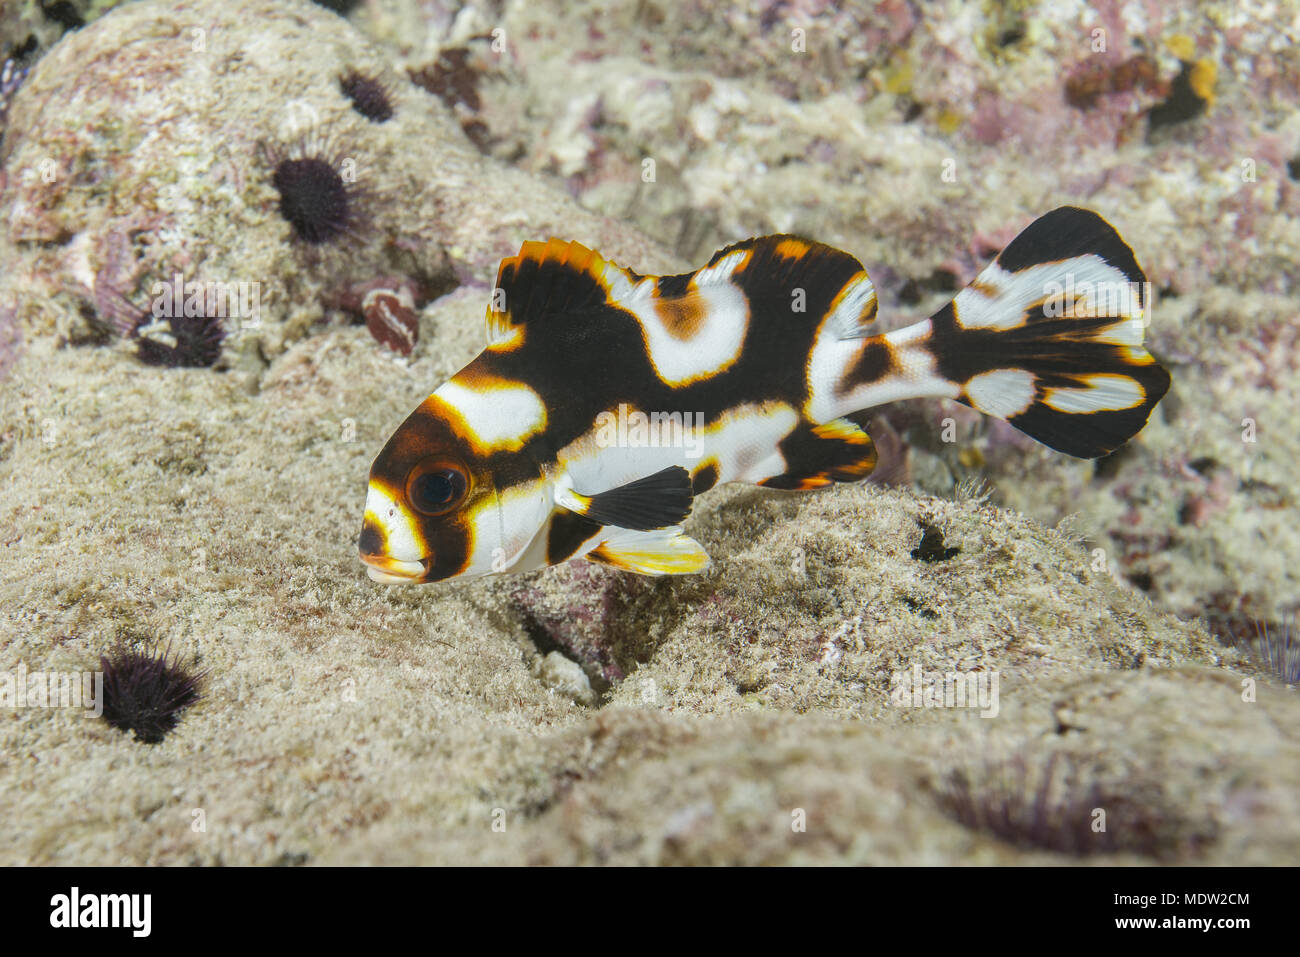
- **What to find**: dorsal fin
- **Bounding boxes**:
[486,238,643,345]
[486,234,877,347]
[692,234,878,337]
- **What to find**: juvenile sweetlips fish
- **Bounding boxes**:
[359,207,1169,583]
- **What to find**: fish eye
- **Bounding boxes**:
[405,459,470,515]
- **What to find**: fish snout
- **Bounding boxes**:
[358,526,427,583]
[359,484,429,583]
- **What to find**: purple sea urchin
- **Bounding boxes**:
[340,69,394,123]
[99,642,204,744]
[261,133,371,245]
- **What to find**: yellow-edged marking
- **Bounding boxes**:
[772,238,810,259]
[434,374,548,453]
[1118,344,1157,365]
[811,417,872,445]
[486,314,525,351]
[690,457,722,487]
[1042,374,1145,413]
[964,368,1038,419]
[617,253,752,386]
[956,256,1145,331]
[1090,317,1146,348]
[463,476,552,574]
[825,271,878,337]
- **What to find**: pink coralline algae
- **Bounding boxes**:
[505,561,663,687]
[1064,55,1164,111]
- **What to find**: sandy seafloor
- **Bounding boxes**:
[0,0,1297,864]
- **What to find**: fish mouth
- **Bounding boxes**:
[359,552,428,584]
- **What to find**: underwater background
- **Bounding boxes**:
[0,0,1296,864]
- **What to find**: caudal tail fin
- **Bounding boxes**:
[820,207,1169,458]
[924,206,1169,457]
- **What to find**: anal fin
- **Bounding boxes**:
[757,417,878,490]
[586,525,710,576]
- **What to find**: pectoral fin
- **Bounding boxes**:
[556,465,694,531]
[586,525,711,576]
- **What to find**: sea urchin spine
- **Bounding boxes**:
[1249,616,1299,685]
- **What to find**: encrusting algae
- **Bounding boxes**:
[0,0,1296,866]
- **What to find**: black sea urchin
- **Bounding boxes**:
[80,272,230,368]
[99,642,204,745]
[136,314,226,368]
[312,0,363,14]
[262,134,371,245]
[340,69,394,123]
[273,158,352,243]
[933,751,1217,860]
